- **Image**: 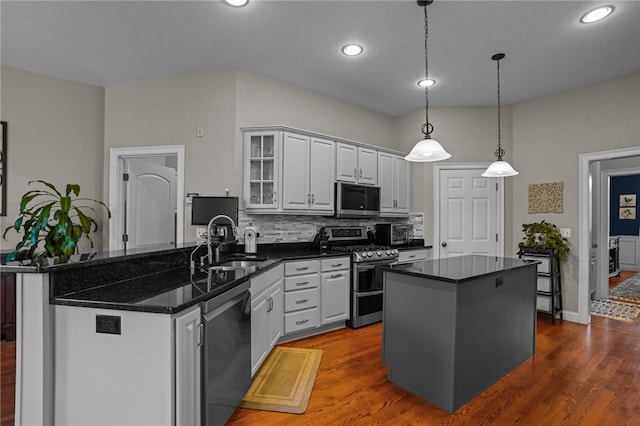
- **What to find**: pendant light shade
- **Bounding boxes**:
[482,53,518,177]
[405,0,451,163]
[405,135,451,162]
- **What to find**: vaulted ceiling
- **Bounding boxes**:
[2,1,639,116]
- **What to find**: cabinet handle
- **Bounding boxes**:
[331,263,343,268]
[296,281,309,286]
[268,297,273,312]
[408,255,416,259]
[311,194,315,204]
[296,266,309,271]
[197,323,204,347]
[295,299,309,304]
[273,191,277,203]
[296,319,309,325]
[354,168,357,178]
[307,194,311,205]
[359,169,363,178]
[330,274,343,279]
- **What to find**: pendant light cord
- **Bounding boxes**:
[422,3,433,138]
[494,54,505,160]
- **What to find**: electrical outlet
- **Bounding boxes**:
[196,227,207,239]
[560,228,571,238]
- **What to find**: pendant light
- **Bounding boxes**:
[482,53,518,177]
[405,0,451,162]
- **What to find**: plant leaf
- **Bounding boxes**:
[30,180,62,198]
[66,184,80,197]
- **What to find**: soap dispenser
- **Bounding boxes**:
[244,223,257,254]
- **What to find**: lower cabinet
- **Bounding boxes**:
[320,258,350,324]
[397,248,428,265]
[53,304,200,426]
[283,259,320,334]
[250,264,284,376]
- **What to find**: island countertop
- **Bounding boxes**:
[381,254,539,283]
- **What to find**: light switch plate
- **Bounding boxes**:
[560,228,571,238]
[196,227,207,239]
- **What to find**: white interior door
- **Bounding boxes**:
[436,166,501,258]
[125,157,177,249]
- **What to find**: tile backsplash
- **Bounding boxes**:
[235,211,424,244]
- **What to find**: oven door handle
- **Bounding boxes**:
[355,290,384,297]
[355,260,397,271]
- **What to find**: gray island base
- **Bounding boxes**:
[381,255,538,414]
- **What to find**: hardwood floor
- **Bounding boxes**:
[2,274,639,425]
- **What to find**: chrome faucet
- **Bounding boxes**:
[207,214,237,264]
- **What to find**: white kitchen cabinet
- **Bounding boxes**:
[320,257,350,325]
[244,130,280,211]
[378,152,410,216]
[281,132,335,213]
[397,248,428,264]
[53,304,199,426]
[174,306,202,426]
[250,264,284,376]
[283,259,320,334]
[336,142,377,185]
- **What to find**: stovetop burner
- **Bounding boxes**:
[321,226,399,263]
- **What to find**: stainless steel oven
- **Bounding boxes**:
[322,226,399,329]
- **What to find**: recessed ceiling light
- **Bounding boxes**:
[417,78,436,88]
[579,5,614,23]
[224,0,249,7]
[341,44,363,56]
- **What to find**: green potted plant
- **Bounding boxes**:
[519,220,569,261]
[3,180,111,263]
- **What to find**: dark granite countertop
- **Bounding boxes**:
[46,242,348,314]
[381,255,539,284]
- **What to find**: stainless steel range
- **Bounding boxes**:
[323,226,399,329]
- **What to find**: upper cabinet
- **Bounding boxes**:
[335,143,377,186]
[281,132,335,213]
[242,126,406,215]
[244,131,279,211]
[378,152,409,217]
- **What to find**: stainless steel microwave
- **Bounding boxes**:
[335,182,380,218]
[375,223,414,246]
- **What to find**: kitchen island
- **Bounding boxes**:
[381,255,538,414]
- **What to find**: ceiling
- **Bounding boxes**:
[2,0,639,117]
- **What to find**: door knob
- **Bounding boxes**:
[442,241,448,247]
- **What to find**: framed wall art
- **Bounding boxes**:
[0,121,6,216]
[620,194,636,207]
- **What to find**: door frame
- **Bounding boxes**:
[109,145,185,251]
[578,146,640,324]
[433,162,505,259]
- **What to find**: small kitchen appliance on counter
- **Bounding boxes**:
[375,223,414,246]
[323,226,399,329]
[244,223,257,254]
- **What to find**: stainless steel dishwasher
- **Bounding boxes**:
[201,280,252,426]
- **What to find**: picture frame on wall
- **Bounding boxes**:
[0,121,6,216]
[619,194,636,207]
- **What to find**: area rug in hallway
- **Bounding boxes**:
[240,347,323,414]
[609,273,640,304]
[590,298,640,322]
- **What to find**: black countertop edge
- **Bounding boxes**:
[1,242,199,273]
[380,255,540,284]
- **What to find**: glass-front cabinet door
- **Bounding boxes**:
[244,131,280,210]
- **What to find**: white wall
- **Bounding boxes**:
[512,72,640,313]
[0,66,105,253]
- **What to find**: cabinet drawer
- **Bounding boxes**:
[397,249,427,264]
[537,295,550,312]
[321,257,350,272]
[284,308,319,333]
[284,274,318,291]
[285,260,319,276]
[523,256,550,274]
[537,276,551,292]
[284,288,319,313]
